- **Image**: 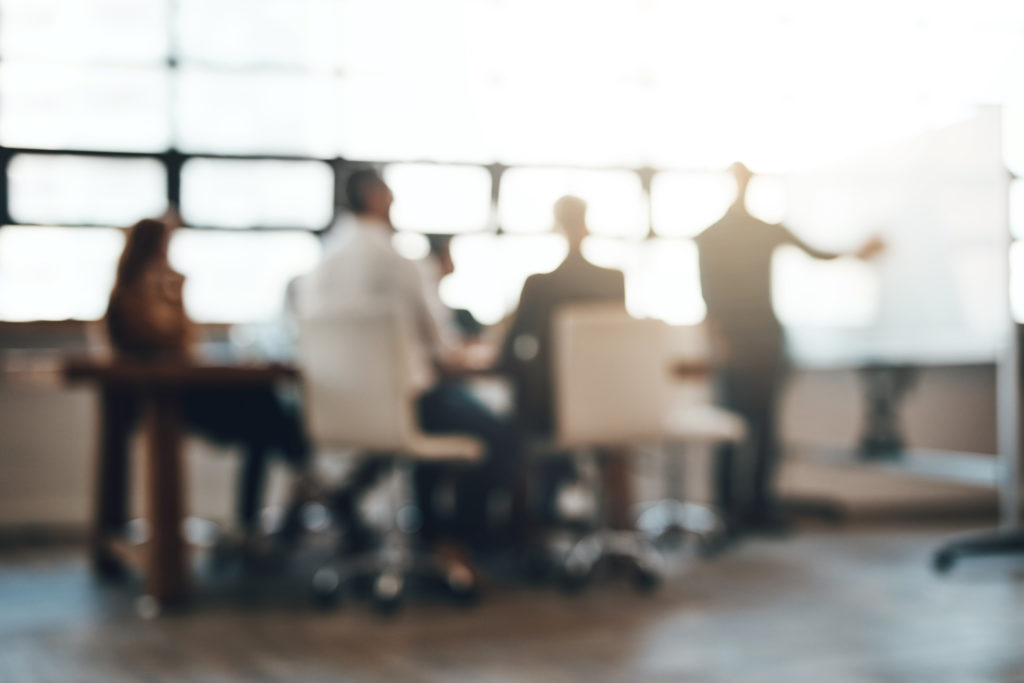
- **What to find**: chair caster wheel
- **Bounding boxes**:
[933,550,955,574]
[312,568,343,610]
[558,564,592,594]
[520,549,553,585]
[631,563,662,593]
[372,573,405,615]
[135,595,162,620]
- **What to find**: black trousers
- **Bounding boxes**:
[183,387,310,531]
[713,349,786,526]
[415,382,519,546]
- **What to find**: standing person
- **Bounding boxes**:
[105,217,311,542]
[301,169,518,550]
[695,162,884,533]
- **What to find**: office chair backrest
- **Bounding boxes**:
[298,303,417,451]
[553,303,671,447]
[665,322,716,406]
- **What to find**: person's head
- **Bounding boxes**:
[426,234,455,277]
[115,218,172,287]
[729,162,753,203]
[345,168,393,222]
[554,195,588,251]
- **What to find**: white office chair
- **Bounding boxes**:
[298,304,484,611]
[552,303,746,588]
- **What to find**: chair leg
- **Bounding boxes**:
[934,530,1024,573]
[556,448,665,593]
[635,444,726,548]
[310,458,479,612]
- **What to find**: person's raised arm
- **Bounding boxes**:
[779,224,885,261]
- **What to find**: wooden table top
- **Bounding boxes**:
[63,357,299,387]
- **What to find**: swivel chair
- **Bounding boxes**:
[298,304,484,611]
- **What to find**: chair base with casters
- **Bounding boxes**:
[933,530,1024,573]
[297,306,487,612]
[307,458,480,613]
[635,406,747,551]
[545,304,750,588]
[540,449,666,593]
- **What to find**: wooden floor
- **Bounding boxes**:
[2,526,1024,682]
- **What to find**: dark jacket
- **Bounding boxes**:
[499,251,626,435]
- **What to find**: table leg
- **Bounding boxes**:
[143,390,188,605]
[602,448,634,531]
[92,389,136,578]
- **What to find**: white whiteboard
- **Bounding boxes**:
[778,107,1009,367]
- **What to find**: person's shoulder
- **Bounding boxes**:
[591,262,624,282]
[695,213,730,242]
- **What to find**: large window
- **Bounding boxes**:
[1,0,1022,348]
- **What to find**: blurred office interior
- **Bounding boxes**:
[1,0,1024,680]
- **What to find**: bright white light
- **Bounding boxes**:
[176,0,340,68]
[9,155,167,226]
[583,237,706,325]
[0,226,124,321]
[176,68,338,156]
[0,63,170,151]
[772,247,879,327]
[499,168,647,238]
[651,172,735,238]
[384,164,492,234]
[1012,242,1024,324]
[181,158,333,229]
[0,0,168,64]
[1011,180,1024,240]
[441,233,567,324]
[1004,104,1024,177]
[746,175,788,224]
[169,230,320,322]
[391,231,430,261]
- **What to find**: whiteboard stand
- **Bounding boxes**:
[933,323,1024,571]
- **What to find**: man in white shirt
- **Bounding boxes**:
[302,168,518,549]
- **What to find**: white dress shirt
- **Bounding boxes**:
[300,214,444,393]
[416,256,462,358]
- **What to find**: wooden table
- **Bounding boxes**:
[63,358,298,607]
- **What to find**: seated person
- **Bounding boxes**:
[300,169,518,550]
[498,195,626,436]
[105,216,310,541]
[418,234,484,342]
[498,196,627,526]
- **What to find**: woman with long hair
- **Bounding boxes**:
[106,217,309,542]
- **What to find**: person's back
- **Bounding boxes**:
[695,205,790,345]
[106,219,192,360]
[500,196,625,435]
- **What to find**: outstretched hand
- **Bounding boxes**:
[856,234,886,260]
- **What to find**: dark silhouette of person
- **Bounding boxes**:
[499,196,629,527]
[695,162,883,532]
[499,195,626,437]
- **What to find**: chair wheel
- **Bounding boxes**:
[631,563,662,593]
[312,568,343,610]
[521,549,554,585]
[933,550,956,574]
[372,573,405,615]
[135,595,162,620]
[557,563,592,594]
